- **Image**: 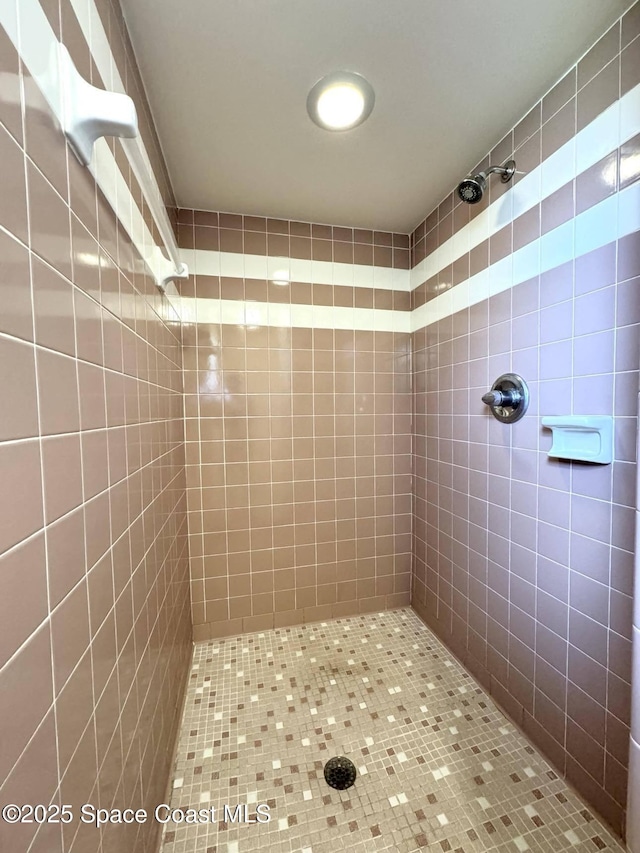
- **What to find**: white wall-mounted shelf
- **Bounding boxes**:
[541,416,613,464]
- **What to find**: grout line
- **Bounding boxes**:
[16,4,67,826]
[0,444,187,676]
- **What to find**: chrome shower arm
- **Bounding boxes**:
[486,160,516,182]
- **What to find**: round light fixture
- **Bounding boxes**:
[307,71,375,131]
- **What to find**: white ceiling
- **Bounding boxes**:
[121,0,629,233]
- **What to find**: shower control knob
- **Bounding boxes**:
[482,390,502,406]
[482,389,521,407]
[482,373,529,424]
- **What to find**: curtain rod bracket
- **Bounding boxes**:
[58,41,187,297]
[157,262,189,293]
[59,43,138,166]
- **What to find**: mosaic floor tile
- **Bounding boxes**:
[160,609,624,853]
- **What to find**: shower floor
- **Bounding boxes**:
[159,609,623,853]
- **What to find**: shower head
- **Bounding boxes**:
[457,159,516,204]
[458,174,486,204]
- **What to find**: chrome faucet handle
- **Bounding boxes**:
[482,390,502,406]
[482,374,529,423]
[482,389,520,407]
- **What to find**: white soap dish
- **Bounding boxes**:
[541,416,613,464]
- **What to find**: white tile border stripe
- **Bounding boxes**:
[3,0,638,335]
[410,82,640,292]
[181,248,411,292]
[411,180,640,332]
[181,79,640,316]
[179,297,411,334]
[180,182,639,334]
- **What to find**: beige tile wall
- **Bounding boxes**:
[177,212,413,638]
[0,2,191,853]
[410,3,640,837]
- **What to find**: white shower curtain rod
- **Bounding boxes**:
[57,41,188,292]
[120,134,188,290]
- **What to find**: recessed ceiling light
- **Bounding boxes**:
[307,71,375,131]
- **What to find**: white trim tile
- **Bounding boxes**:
[489,255,514,296]
[541,139,575,199]
[574,194,617,258]
[292,303,314,328]
[353,263,375,289]
[333,307,355,331]
[451,280,469,315]
[540,219,575,273]
[311,259,333,284]
[220,300,243,326]
[512,170,542,221]
[244,253,269,280]
[512,240,541,285]
[220,253,244,278]
[268,303,291,327]
[290,257,313,282]
[373,265,394,290]
[618,180,640,238]
[576,101,620,174]
[620,83,640,146]
[333,261,354,286]
[487,192,513,237]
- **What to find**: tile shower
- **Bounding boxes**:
[178,212,413,639]
[0,2,639,853]
[160,610,623,853]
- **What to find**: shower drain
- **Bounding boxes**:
[323,756,357,790]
